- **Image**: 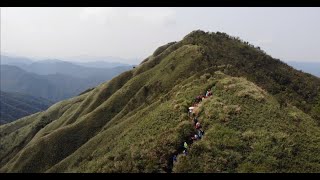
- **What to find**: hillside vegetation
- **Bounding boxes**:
[0,30,319,173]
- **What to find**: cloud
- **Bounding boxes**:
[80,7,176,26]
[128,8,176,25]
[80,7,116,25]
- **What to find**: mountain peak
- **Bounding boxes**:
[184,29,208,38]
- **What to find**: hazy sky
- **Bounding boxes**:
[1,7,320,64]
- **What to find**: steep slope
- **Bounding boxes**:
[0,91,52,124]
[0,30,319,173]
[0,65,131,102]
[173,73,320,172]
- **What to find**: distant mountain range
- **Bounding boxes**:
[74,61,130,69]
[1,65,88,101]
[0,91,52,124]
[0,55,134,124]
[1,55,134,79]
[0,55,135,102]
[1,55,34,67]
[285,61,320,77]
[61,55,138,66]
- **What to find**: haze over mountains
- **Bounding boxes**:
[0,55,134,124]
[62,55,138,67]
[285,61,320,77]
[1,55,134,99]
[74,61,131,69]
[1,55,134,78]
[0,31,319,173]
[1,65,97,101]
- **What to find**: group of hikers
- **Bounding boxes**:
[188,89,213,116]
[173,89,213,163]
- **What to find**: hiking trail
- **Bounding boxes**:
[166,90,212,173]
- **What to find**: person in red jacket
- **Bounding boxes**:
[195,122,201,129]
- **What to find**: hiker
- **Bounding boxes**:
[206,89,213,97]
[188,107,194,117]
[194,97,199,104]
[208,89,213,96]
[183,149,188,156]
[184,141,188,149]
[193,116,198,126]
[205,89,210,97]
[198,131,202,139]
[195,134,199,140]
[196,122,201,129]
[173,155,177,162]
[198,129,204,139]
[191,134,199,141]
[195,96,202,103]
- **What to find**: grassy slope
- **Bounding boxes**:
[0,94,87,167]
[0,44,206,172]
[180,31,320,122]
[0,31,319,173]
[47,71,320,173]
[173,73,320,172]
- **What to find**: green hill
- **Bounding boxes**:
[0,91,52,125]
[0,30,319,173]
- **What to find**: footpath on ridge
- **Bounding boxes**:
[167,90,213,173]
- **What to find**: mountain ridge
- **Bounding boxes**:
[0,30,319,173]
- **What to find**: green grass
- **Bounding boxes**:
[173,74,320,173]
